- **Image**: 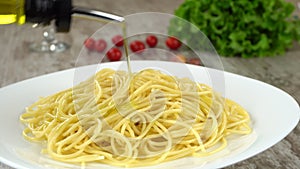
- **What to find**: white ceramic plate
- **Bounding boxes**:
[0,61,299,169]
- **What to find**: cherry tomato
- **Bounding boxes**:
[188,58,201,65]
[95,39,107,52]
[106,48,122,61]
[130,40,146,53]
[146,35,158,47]
[112,35,124,47]
[165,37,181,50]
[84,38,96,50]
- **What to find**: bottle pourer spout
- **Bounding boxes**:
[72,7,124,22]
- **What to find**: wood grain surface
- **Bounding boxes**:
[0,0,299,169]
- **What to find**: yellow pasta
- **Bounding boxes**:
[20,68,252,167]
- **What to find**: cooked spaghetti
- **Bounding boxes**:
[20,68,252,167]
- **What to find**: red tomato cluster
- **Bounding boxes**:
[84,38,107,52]
[84,35,124,61]
[84,35,200,63]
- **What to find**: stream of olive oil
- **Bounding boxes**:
[121,22,132,76]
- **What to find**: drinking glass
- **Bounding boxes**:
[29,24,69,53]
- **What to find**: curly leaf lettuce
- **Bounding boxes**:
[169,0,300,57]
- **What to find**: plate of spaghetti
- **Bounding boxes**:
[0,61,299,169]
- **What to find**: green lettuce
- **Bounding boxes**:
[169,0,300,57]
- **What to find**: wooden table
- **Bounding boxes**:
[1,0,299,168]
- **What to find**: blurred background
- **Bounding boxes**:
[0,0,299,168]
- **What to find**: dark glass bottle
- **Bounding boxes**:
[0,0,72,32]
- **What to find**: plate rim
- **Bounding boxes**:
[0,60,299,169]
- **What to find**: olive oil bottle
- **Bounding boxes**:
[0,0,72,32]
[0,0,25,25]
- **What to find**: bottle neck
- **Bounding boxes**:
[25,0,72,32]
